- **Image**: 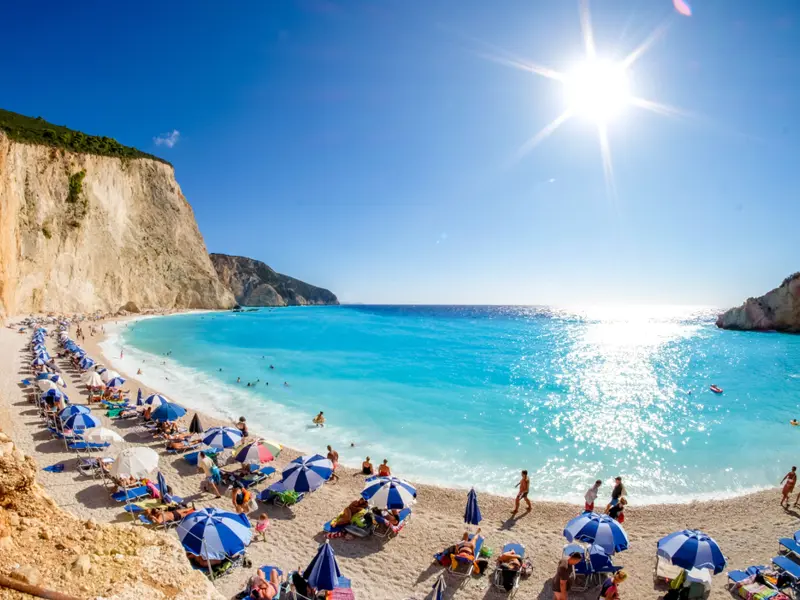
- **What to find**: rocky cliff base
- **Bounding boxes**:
[0,430,223,600]
[717,273,800,333]
[211,253,338,307]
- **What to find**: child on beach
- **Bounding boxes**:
[255,513,270,541]
[512,470,532,515]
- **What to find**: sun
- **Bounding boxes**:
[564,59,631,122]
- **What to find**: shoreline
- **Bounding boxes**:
[2,312,797,599]
[101,311,773,507]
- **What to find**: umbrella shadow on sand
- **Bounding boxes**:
[75,484,115,510]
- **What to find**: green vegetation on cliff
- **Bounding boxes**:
[0,108,170,165]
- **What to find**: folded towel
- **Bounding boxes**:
[43,463,65,473]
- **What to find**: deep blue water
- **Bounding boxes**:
[102,305,800,503]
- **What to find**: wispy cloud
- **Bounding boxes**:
[154,130,180,148]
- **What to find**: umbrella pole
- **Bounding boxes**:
[203,538,213,581]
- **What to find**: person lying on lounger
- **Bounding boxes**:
[453,528,482,561]
[144,505,195,525]
[332,498,369,527]
[496,549,523,571]
[248,568,281,600]
[114,474,140,489]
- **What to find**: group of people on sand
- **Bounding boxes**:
[554,550,627,600]
[512,471,628,522]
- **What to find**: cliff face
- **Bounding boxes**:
[0,429,223,599]
[0,132,235,317]
[717,273,800,332]
[210,253,338,307]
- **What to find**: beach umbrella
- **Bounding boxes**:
[37,379,59,392]
[361,476,417,510]
[110,447,159,478]
[94,365,106,373]
[233,440,276,465]
[431,573,446,600]
[584,544,616,573]
[281,454,333,493]
[259,440,282,459]
[144,393,169,407]
[657,529,726,574]
[106,376,126,389]
[464,488,482,525]
[177,508,252,560]
[78,357,95,370]
[563,512,629,554]
[58,405,90,419]
[202,427,242,449]
[85,427,123,444]
[157,471,169,499]
[37,373,66,387]
[82,371,104,387]
[31,357,47,367]
[151,402,187,422]
[42,389,68,404]
[189,413,204,434]
[100,370,120,383]
[136,388,143,406]
[303,541,342,592]
[63,412,101,430]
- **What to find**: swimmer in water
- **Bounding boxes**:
[237,377,241,383]
[791,419,799,426]
[247,383,251,387]
[313,412,325,427]
[284,382,289,387]
[269,365,274,370]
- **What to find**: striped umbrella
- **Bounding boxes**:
[464,488,482,525]
[202,427,241,449]
[31,357,47,367]
[233,440,276,465]
[59,405,90,419]
[431,573,446,600]
[82,372,104,387]
[281,455,333,493]
[37,373,66,387]
[41,389,68,404]
[303,541,342,592]
[259,440,282,459]
[94,365,107,373]
[78,357,95,370]
[63,412,101,430]
[177,508,252,560]
[657,530,726,574]
[563,512,629,554]
[136,388,143,406]
[106,376,126,389]
[110,447,159,478]
[144,393,169,407]
[37,379,59,392]
[361,476,417,510]
[157,471,169,499]
[100,370,120,383]
[151,402,187,422]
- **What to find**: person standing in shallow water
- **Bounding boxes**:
[512,470,532,515]
[781,466,797,507]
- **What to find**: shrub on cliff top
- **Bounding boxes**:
[0,108,170,165]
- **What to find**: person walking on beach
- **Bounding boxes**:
[327,445,340,481]
[512,470,532,515]
[782,466,797,507]
[197,451,222,498]
[585,480,602,512]
[606,476,626,512]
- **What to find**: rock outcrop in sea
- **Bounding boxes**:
[0,112,235,317]
[716,272,800,333]
[211,253,339,306]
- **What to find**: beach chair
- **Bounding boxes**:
[260,482,305,507]
[111,485,150,502]
[184,447,220,466]
[240,466,276,489]
[780,538,800,560]
[77,457,113,477]
[243,566,284,598]
[193,552,247,579]
[772,555,800,586]
[492,543,526,596]
[123,496,185,513]
[574,544,621,591]
[68,440,110,452]
[654,553,684,586]
[166,439,203,454]
[448,534,484,579]
[373,507,412,538]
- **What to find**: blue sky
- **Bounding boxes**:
[3,0,799,306]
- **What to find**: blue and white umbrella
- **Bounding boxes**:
[100,370,119,383]
[431,573,446,600]
[464,488,482,525]
[303,541,342,592]
[41,389,68,404]
[63,412,101,430]
[144,393,169,407]
[202,427,242,449]
[136,388,143,406]
[95,365,107,374]
[362,476,417,510]
[36,373,66,387]
[157,471,170,499]
[72,349,86,358]
[106,376,126,389]
[563,512,629,554]
[657,529,726,574]
[177,508,252,560]
[79,357,95,370]
[59,405,91,419]
[151,402,187,422]
[31,357,47,367]
[281,454,333,493]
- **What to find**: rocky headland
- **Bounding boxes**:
[716,272,800,332]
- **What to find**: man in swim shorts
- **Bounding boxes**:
[512,470,532,515]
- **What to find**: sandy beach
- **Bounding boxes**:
[1,316,798,600]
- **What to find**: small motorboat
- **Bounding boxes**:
[710,385,723,394]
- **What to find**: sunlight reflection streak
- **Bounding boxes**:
[579,0,597,60]
[621,20,672,70]
[475,52,567,81]
[597,122,617,203]
[517,109,573,160]
[630,96,691,119]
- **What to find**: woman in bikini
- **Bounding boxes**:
[249,568,281,599]
[454,528,482,561]
[782,466,797,507]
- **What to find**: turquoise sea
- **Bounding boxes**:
[102,305,800,503]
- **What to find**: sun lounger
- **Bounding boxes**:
[654,554,684,585]
[243,566,284,597]
[492,543,525,596]
[68,441,110,451]
[123,496,185,513]
[780,538,800,560]
[166,439,203,454]
[112,485,150,503]
[239,466,276,489]
[773,555,800,582]
[77,457,113,476]
[48,427,82,440]
[191,552,246,579]
[448,534,484,578]
[259,482,305,507]
[184,447,220,466]
[574,545,621,591]
[373,507,412,538]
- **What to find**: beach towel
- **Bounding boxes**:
[43,463,65,473]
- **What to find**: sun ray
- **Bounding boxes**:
[597,122,618,204]
[516,109,573,161]
[475,52,566,81]
[621,20,672,70]
[629,96,691,119]
[579,0,597,60]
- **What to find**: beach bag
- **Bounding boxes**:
[520,559,533,578]
[277,490,299,505]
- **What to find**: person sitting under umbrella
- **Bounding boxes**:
[331,498,369,528]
